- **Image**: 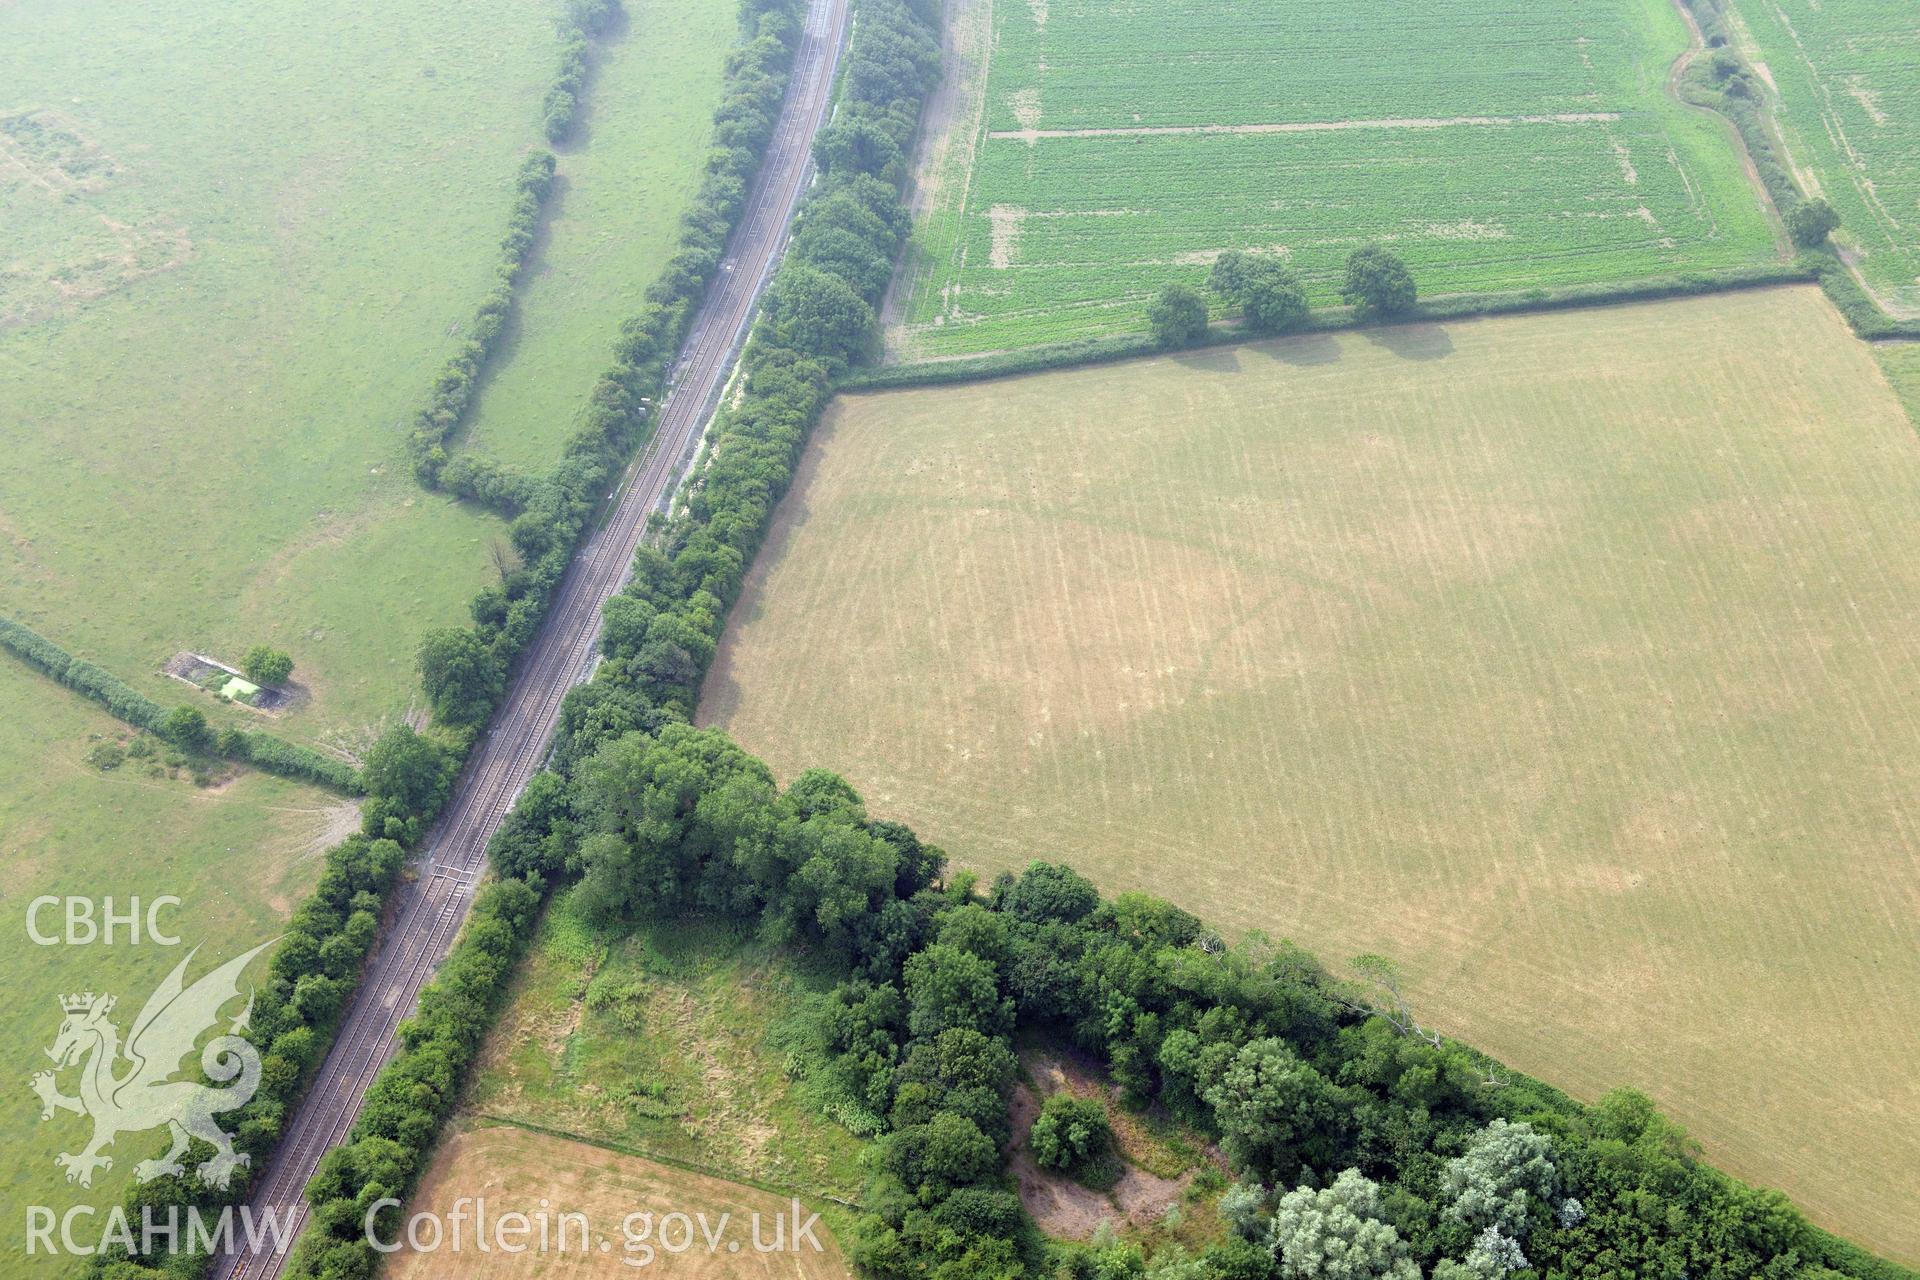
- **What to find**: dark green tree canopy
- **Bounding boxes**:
[1787,196,1840,248]
[1027,1093,1114,1178]
[1148,282,1210,347]
[241,645,294,686]
[1210,249,1311,334]
[416,626,503,728]
[1342,244,1417,319]
[159,704,210,751]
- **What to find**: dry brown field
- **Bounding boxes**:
[703,287,1920,1262]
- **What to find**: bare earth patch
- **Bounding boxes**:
[1008,1050,1198,1240]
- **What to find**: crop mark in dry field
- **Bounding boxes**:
[709,288,1920,1261]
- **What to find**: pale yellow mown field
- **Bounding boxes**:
[703,287,1920,1262]
[387,1125,854,1279]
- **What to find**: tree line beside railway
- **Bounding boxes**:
[254,0,1919,1277]
[85,4,811,1276]
[410,0,806,745]
[273,0,948,1275]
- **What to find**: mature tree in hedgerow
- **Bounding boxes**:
[360,725,455,841]
[1786,196,1840,248]
[159,704,211,751]
[768,262,874,370]
[1210,249,1310,334]
[416,626,503,727]
[1342,245,1417,319]
[242,644,294,686]
[1441,1119,1559,1241]
[1148,283,1210,347]
[1269,1169,1421,1280]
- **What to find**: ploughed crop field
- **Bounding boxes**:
[888,0,1779,358]
[704,287,1920,1261]
[1721,0,1920,314]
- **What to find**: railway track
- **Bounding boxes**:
[210,1,851,1273]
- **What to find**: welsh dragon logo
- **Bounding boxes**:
[29,941,271,1190]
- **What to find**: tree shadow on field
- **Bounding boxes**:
[1267,332,1342,367]
[692,411,836,724]
[442,174,570,454]
[1362,323,1454,361]
[1169,347,1242,374]
[554,4,632,154]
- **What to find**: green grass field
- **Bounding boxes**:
[1,3,563,1266]
[704,287,1920,1262]
[1883,341,1920,423]
[465,891,868,1201]
[0,1,736,1269]
[458,0,736,472]
[888,0,1779,357]
[1720,0,1920,315]
[0,0,569,751]
[0,662,348,1268]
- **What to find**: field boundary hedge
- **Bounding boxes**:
[0,615,362,793]
[542,0,623,144]
[847,265,1815,392]
[404,150,559,485]
[403,0,808,747]
[1673,0,1920,341]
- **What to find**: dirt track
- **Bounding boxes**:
[209,2,853,1274]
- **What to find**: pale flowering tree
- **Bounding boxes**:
[1266,1169,1420,1280]
[1442,1118,1558,1240]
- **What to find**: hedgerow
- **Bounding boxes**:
[842,264,1816,393]
[542,0,623,144]
[1673,0,1920,340]
[285,875,543,1280]
[404,150,558,486]
[0,616,362,794]
[274,3,929,1274]
[413,0,803,754]
[86,725,457,1278]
